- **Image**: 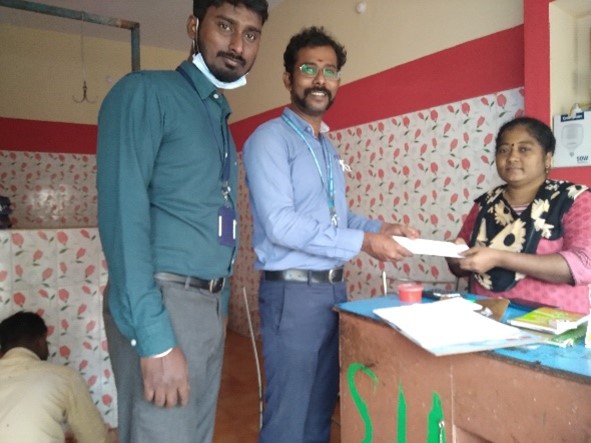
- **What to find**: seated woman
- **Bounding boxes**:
[447,116,591,314]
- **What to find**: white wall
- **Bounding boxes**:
[0,23,186,124]
[550,3,591,116]
[1,0,523,125]
[226,0,523,122]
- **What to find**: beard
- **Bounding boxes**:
[292,86,335,117]
[196,35,248,83]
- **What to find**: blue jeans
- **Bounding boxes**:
[258,279,346,443]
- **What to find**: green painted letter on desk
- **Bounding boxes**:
[397,384,407,443]
[347,363,378,443]
[427,393,446,443]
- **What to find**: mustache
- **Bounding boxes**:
[304,87,332,101]
[217,51,246,67]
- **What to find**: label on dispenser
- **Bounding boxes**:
[553,111,591,168]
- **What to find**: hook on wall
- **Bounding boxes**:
[73,11,97,104]
[73,80,96,104]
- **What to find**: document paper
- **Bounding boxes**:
[392,236,469,258]
[374,298,541,356]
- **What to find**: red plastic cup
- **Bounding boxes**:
[397,283,423,303]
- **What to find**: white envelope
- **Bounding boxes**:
[392,236,468,258]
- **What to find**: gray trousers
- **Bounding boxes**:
[103,278,225,443]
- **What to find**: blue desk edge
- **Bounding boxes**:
[337,295,591,381]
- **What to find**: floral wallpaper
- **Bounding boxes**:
[229,87,523,335]
[0,152,97,229]
[0,87,524,423]
[334,88,522,299]
[0,227,116,427]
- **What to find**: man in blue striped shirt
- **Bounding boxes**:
[243,26,419,443]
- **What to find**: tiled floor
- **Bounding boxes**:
[214,330,341,443]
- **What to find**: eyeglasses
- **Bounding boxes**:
[298,63,340,80]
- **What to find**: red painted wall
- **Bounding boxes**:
[523,0,550,124]
[0,117,97,154]
[230,26,525,149]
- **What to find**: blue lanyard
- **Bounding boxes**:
[282,114,338,226]
[176,66,232,204]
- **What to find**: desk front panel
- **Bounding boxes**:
[339,312,591,442]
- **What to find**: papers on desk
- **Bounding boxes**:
[374,298,542,356]
[392,236,469,258]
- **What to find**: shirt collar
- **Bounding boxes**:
[178,60,232,118]
[178,61,222,100]
[283,107,330,135]
[1,347,41,361]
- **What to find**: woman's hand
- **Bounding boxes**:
[455,245,574,285]
[457,245,502,274]
[446,238,470,277]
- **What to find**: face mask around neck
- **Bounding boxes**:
[192,53,247,90]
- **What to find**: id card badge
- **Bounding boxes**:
[218,206,237,247]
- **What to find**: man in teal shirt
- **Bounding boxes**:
[96,1,268,442]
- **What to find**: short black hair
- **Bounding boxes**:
[283,26,347,76]
[495,116,556,155]
[193,0,269,24]
[0,311,48,353]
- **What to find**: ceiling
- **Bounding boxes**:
[2,0,588,54]
[0,0,285,52]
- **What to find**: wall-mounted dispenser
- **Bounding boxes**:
[553,111,591,168]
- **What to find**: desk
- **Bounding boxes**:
[337,297,591,442]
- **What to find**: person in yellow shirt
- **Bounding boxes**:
[0,311,108,443]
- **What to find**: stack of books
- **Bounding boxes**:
[508,307,590,348]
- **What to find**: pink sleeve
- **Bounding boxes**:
[558,191,591,285]
[457,203,480,244]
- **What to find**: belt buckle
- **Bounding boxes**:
[328,269,336,284]
[209,278,224,293]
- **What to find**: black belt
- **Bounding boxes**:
[154,272,225,293]
[264,267,344,284]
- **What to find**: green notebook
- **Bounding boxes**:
[508,307,589,335]
[544,323,587,347]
